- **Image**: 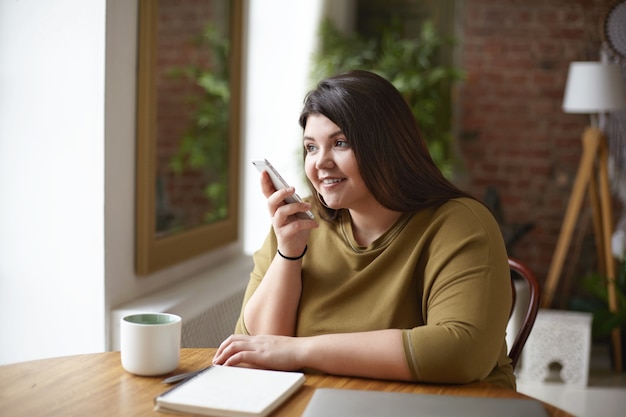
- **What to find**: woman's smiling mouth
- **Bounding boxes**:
[321,178,346,185]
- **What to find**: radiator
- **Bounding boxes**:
[180,288,245,348]
[110,256,252,350]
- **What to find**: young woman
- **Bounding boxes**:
[213,70,514,389]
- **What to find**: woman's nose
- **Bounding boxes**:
[315,150,334,170]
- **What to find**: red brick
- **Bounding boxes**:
[458,0,615,300]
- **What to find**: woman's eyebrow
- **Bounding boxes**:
[303,130,344,141]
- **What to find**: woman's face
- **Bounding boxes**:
[303,114,375,212]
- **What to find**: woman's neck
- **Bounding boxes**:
[348,206,403,247]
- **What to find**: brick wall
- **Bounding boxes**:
[155,0,216,236]
[457,0,618,306]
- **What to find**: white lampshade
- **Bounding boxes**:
[562,61,626,113]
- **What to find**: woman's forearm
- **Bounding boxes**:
[300,329,411,381]
[243,257,303,336]
[214,329,412,382]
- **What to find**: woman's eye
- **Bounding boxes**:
[305,143,317,152]
[336,140,349,148]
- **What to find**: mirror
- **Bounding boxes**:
[135,0,242,275]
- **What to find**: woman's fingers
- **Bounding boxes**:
[213,334,303,371]
[260,170,279,197]
[260,172,315,225]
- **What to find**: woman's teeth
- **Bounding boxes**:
[323,178,344,184]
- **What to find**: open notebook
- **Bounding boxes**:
[302,388,550,417]
[154,365,305,417]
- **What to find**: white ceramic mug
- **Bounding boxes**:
[120,312,181,376]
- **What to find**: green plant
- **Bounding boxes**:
[570,259,626,337]
[168,24,231,223]
[312,18,465,178]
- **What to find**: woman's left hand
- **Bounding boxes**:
[212,334,306,371]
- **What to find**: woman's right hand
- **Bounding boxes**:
[260,171,318,257]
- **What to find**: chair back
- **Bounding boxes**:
[507,257,540,369]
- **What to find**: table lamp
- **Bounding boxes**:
[543,61,626,371]
[562,61,626,125]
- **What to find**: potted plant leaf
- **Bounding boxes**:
[570,258,626,368]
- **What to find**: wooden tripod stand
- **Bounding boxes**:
[542,126,622,371]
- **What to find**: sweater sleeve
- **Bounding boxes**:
[402,200,512,385]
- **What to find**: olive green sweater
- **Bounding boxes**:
[235,197,515,389]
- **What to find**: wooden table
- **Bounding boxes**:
[0,348,573,416]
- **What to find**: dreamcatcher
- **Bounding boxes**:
[601,0,626,259]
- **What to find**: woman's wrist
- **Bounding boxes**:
[277,245,307,261]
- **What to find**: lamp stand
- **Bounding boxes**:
[542,126,622,372]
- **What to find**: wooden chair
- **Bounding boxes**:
[507,257,541,369]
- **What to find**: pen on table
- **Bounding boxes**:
[162,365,213,384]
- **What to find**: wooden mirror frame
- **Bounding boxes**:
[135,0,242,275]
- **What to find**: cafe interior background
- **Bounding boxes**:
[1,1,625,398]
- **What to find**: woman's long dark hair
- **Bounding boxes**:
[299,70,471,221]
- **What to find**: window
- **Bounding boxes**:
[135,0,243,275]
